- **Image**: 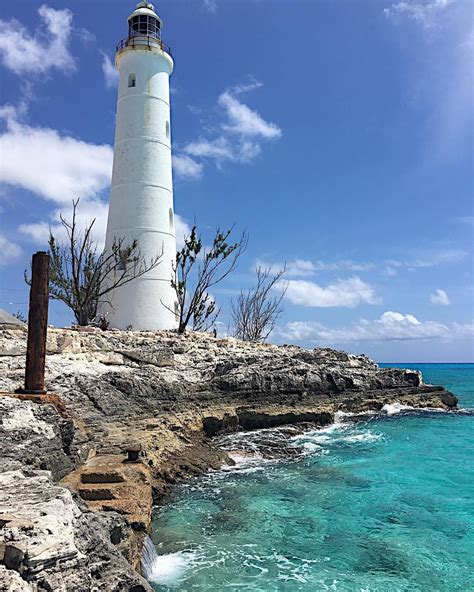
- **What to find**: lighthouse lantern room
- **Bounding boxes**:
[101,2,177,330]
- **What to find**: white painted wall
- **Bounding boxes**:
[100,42,177,330]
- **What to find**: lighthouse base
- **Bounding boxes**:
[100,277,178,331]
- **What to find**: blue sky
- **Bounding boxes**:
[0,0,472,361]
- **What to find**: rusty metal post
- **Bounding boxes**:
[20,251,50,394]
[125,446,141,463]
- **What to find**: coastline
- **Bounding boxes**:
[145,395,473,591]
[0,327,459,591]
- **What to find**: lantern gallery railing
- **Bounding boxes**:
[116,35,172,57]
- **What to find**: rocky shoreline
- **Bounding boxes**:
[0,327,458,591]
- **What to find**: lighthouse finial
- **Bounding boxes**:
[136,1,155,9]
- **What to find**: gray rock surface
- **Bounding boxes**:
[0,397,73,480]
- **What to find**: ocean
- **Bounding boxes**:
[144,364,474,592]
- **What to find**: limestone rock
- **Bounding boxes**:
[0,397,73,480]
[0,565,35,591]
[0,327,458,590]
[0,469,151,591]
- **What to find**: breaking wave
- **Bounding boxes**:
[142,536,197,587]
[291,414,383,454]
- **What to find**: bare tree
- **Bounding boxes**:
[231,266,287,342]
[166,225,248,334]
[26,199,162,326]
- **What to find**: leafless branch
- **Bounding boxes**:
[231,266,287,342]
[26,199,162,326]
[170,225,248,333]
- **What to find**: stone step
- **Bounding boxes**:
[80,471,125,484]
[77,486,116,501]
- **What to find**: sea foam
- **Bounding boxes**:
[292,413,383,452]
[142,536,196,587]
[381,402,415,415]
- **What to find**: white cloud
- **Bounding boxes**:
[285,259,318,277]
[456,216,474,226]
[100,51,118,88]
[275,311,473,345]
[187,105,202,115]
[0,102,27,121]
[0,235,22,266]
[383,266,399,277]
[256,258,375,278]
[19,200,192,255]
[230,78,264,95]
[17,222,49,245]
[386,248,468,271]
[314,260,375,272]
[281,277,381,308]
[19,198,109,251]
[255,258,316,278]
[238,140,262,161]
[0,104,112,251]
[176,81,281,177]
[173,154,203,179]
[174,213,191,250]
[76,27,95,44]
[0,5,75,76]
[410,249,468,268]
[184,136,261,165]
[384,0,473,160]
[219,91,282,139]
[184,137,234,161]
[384,0,452,29]
[255,249,465,282]
[1,104,191,252]
[0,111,113,204]
[430,288,450,305]
[203,0,217,13]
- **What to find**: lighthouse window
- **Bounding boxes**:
[166,121,170,139]
[169,208,174,228]
[139,17,148,34]
[129,15,161,39]
[128,74,136,88]
[129,16,140,36]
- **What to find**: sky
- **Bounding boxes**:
[0,0,472,362]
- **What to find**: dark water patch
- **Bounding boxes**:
[202,510,245,535]
[354,538,411,576]
[301,464,372,490]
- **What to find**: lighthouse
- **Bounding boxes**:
[101,2,177,330]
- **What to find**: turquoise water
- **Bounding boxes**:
[147,364,474,591]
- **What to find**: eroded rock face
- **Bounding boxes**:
[0,328,458,589]
[0,398,151,591]
[0,397,73,480]
[1,470,86,574]
[0,470,150,590]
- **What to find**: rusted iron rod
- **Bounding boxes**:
[21,251,50,394]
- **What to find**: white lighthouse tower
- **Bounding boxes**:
[102,2,177,330]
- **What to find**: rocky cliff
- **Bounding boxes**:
[0,327,457,591]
